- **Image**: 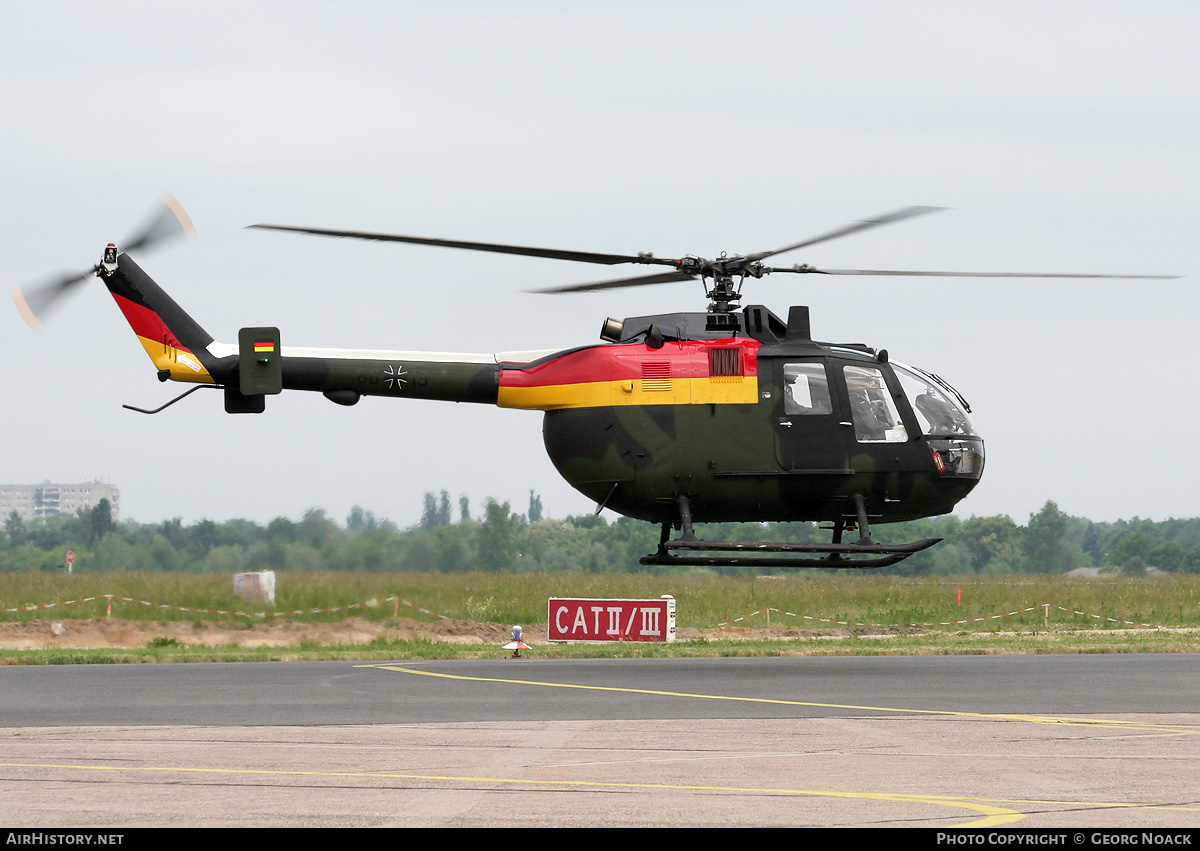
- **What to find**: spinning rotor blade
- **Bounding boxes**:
[12,270,94,329]
[250,208,1177,304]
[121,194,195,254]
[12,194,194,330]
[765,266,1180,279]
[250,224,677,267]
[748,206,944,262]
[532,270,698,294]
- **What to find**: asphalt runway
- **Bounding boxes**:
[2,655,1199,828]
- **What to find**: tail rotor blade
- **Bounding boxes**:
[13,195,192,329]
[122,194,195,254]
[12,270,96,329]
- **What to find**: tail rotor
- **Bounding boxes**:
[12,194,194,329]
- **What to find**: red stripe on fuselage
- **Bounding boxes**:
[110,292,194,354]
[499,338,759,388]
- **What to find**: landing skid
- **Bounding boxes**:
[639,537,940,568]
[640,495,941,569]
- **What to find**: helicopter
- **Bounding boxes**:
[12,200,1174,568]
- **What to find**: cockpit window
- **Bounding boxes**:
[891,362,978,437]
[783,363,832,415]
[844,365,908,443]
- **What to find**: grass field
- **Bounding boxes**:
[8,627,1198,666]
[3,571,1198,632]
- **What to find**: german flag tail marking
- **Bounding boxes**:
[98,252,217,384]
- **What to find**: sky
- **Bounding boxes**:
[3,2,1198,530]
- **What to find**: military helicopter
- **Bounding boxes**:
[13,200,1173,568]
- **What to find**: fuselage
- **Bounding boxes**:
[525,307,984,525]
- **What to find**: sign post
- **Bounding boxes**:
[547,596,676,643]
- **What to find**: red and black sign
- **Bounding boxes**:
[547,597,676,643]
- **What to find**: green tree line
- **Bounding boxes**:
[4,495,1200,576]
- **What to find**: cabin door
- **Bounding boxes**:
[772,359,852,474]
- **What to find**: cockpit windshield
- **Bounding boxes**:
[891,362,978,437]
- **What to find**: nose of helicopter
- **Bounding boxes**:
[927,437,986,480]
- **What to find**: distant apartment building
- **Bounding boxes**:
[0,482,120,522]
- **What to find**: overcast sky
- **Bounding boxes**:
[3,2,1197,530]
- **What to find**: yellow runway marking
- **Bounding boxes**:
[342,663,1200,825]
[7,759,1200,824]
[361,664,1200,736]
[0,760,1022,828]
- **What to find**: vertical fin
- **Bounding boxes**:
[98,253,217,384]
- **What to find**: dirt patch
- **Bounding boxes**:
[0,618,914,649]
[0,617,521,649]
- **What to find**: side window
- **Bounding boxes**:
[844,365,908,443]
[783,363,832,415]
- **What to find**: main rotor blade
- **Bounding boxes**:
[250,224,676,268]
[532,270,698,294]
[768,266,1180,279]
[122,194,194,254]
[749,206,944,262]
[11,270,94,329]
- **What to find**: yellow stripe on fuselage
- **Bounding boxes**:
[135,334,214,383]
[497,376,759,410]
